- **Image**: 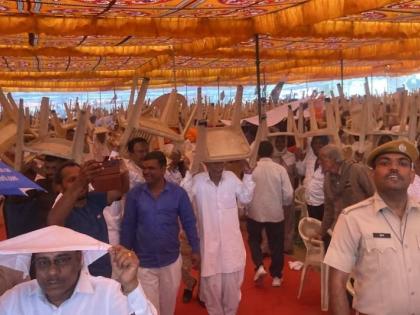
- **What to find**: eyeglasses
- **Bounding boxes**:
[33,255,73,270]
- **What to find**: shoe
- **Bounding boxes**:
[198,297,206,308]
[253,265,268,282]
[272,277,283,287]
[183,289,193,303]
[182,279,197,303]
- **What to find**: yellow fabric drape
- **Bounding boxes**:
[3,61,419,90]
[254,0,396,32]
[5,37,420,61]
[0,0,396,37]
[266,20,420,39]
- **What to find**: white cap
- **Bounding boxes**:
[0,226,111,277]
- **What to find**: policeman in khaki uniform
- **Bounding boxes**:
[325,139,420,315]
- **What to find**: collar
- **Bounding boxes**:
[373,192,420,214]
[204,171,227,184]
[140,180,171,194]
[30,270,94,299]
[258,157,272,162]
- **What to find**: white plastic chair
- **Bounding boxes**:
[294,185,308,218]
[297,217,329,312]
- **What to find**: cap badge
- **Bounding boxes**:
[399,144,407,153]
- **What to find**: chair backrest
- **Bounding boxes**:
[298,217,323,251]
[294,185,306,205]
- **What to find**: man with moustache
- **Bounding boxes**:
[325,140,420,315]
[48,160,129,278]
[0,226,156,315]
[121,151,200,315]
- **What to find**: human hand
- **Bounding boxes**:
[79,160,103,184]
[109,245,139,294]
[242,160,252,174]
[191,253,201,270]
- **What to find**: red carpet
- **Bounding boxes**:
[175,250,325,315]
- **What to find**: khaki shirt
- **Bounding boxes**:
[322,160,375,235]
[324,194,420,315]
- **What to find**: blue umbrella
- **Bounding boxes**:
[0,161,46,196]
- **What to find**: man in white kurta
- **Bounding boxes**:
[182,161,255,315]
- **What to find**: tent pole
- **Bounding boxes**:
[340,59,344,89]
[217,76,220,105]
[255,34,263,123]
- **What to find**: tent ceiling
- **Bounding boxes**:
[0,0,419,91]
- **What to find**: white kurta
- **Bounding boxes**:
[0,271,156,315]
[182,171,255,277]
[124,159,145,189]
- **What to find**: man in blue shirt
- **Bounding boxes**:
[121,151,200,315]
[48,160,129,278]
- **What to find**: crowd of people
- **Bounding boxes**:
[1,112,420,315]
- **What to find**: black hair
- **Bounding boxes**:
[54,161,80,185]
[258,140,274,158]
[127,137,149,153]
[143,151,167,168]
[312,135,330,146]
[44,155,66,163]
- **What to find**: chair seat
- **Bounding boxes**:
[204,127,251,162]
[138,118,184,142]
[24,138,74,160]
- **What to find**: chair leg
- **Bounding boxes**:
[297,263,309,299]
[320,263,329,311]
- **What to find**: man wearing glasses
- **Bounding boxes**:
[0,226,156,315]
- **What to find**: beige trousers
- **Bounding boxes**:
[200,269,245,315]
[137,255,182,315]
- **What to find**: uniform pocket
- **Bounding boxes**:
[364,237,397,254]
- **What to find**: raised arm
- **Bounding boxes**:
[235,160,255,205]
[48,160,102,226]
[107,159,130,205]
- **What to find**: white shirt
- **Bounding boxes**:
[165,168,183,185]
[0,271,156,315]
[248,158,293,222]
[272,148,296,167]
[103,201,124,245]
[182,171,255,277]
[305,167,324,206]
[296,147,317,185]
[296,148,324,206]
[124,159,145,189]
[408,174,420,200]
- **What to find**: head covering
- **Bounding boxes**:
[0,226,111,277]
[367,139,419,167]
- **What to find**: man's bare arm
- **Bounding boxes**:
[329,267,351,315]
[48,161,102,226]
